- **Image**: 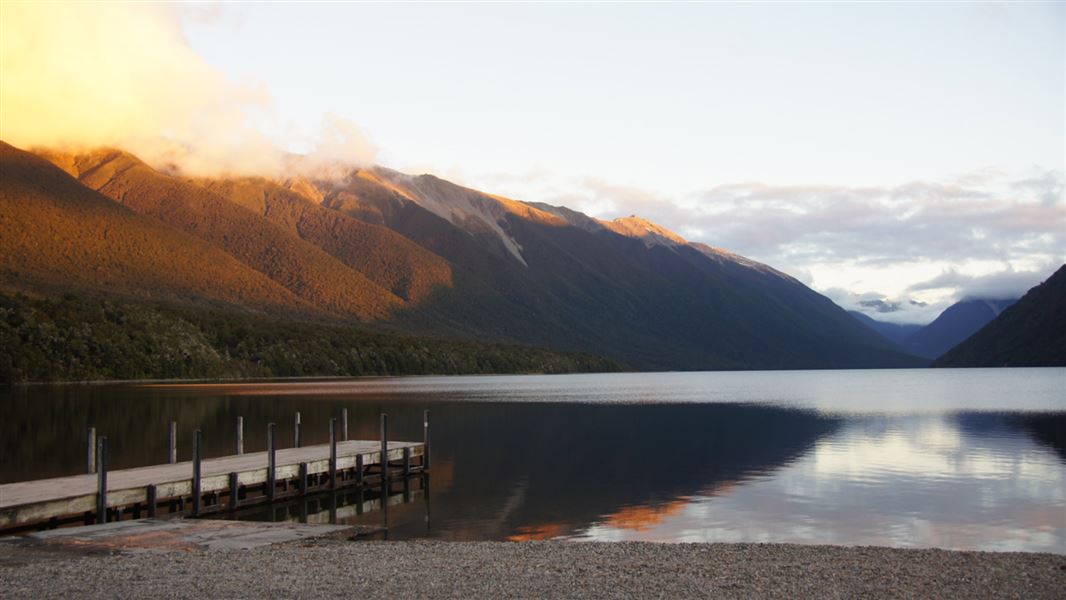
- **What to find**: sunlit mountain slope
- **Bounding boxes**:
[5,141,923,370]
[0,142,310,314]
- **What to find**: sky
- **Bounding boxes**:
[2,2,1063,324]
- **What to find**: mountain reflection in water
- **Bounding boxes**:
[1,369,1063,553]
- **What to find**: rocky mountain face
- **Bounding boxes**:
[2,141,921,370]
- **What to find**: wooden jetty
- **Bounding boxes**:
[0,413,429,533]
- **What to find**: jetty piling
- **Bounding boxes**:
[424,409,431,470]
[192,430,203,516]
[294,412,302,448]
[86,427,96,474]
[329,418,338,489]
[228,472,239,511]
[236,416,244,455]
[298,463,308,495]
[168,422,177,464]
[95,436,108,524]
[267,422,277,502]
[380,413,388,480]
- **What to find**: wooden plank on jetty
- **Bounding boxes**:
[0,440,425,532]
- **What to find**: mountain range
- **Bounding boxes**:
[904,298,1017,359]
[934,266,1066,367]
[851,298,1018,360]
[1,140,922,373]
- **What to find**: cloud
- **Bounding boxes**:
[0,3,374,177]
[820,288,941,325]
[292,113,378,178]
[907,265,1057,301]
[687,173,1065,269]
[858,299,905,314]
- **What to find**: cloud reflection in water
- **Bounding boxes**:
[573,414,1065,553]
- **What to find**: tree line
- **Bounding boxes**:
[0,292,621,383]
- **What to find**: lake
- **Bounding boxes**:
[2,368,1063,553]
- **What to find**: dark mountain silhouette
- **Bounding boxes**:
[848,311,922,346]
[905,298,1017,359]
[4,141,924,372]
[934,265,1066,367]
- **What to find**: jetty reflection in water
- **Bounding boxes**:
[1,369,1063,552]
[222,474,430,539]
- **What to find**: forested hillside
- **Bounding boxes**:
[0,292,620,383]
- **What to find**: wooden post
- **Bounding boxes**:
[341,408,349,442]
[96,436,108,524]
[86,427,96,474]
[236,416,244,455]
[294,412,301,448]
[147,484,157,518]
[329,418,337,489]
[298,462,308,495]
[380,413,388,481]
[267,422,277,501]
[168,421,177,464]
[403,447,411,476]
[356,454,364,485]
[192,429,202,516]
[423,409,431,470]
[228,472,239,511]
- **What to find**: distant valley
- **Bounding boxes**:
[850,297,1018,359]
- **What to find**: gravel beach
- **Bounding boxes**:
[2,538,1064,599]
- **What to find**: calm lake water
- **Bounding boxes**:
[3,368,1064,553]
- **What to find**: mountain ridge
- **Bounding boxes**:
[36,147,407,321]
[0,141,314,316]
[4,140,923,371]
[934,265,1066,367]
[903,297,1017,359]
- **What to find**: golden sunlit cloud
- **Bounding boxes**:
[0,3,373,176]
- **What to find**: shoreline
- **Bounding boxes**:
[2,538,1063,598]
[8,365,1061,387]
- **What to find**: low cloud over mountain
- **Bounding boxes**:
[476,168,1063,326]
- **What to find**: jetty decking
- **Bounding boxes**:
[0,413,429,533]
